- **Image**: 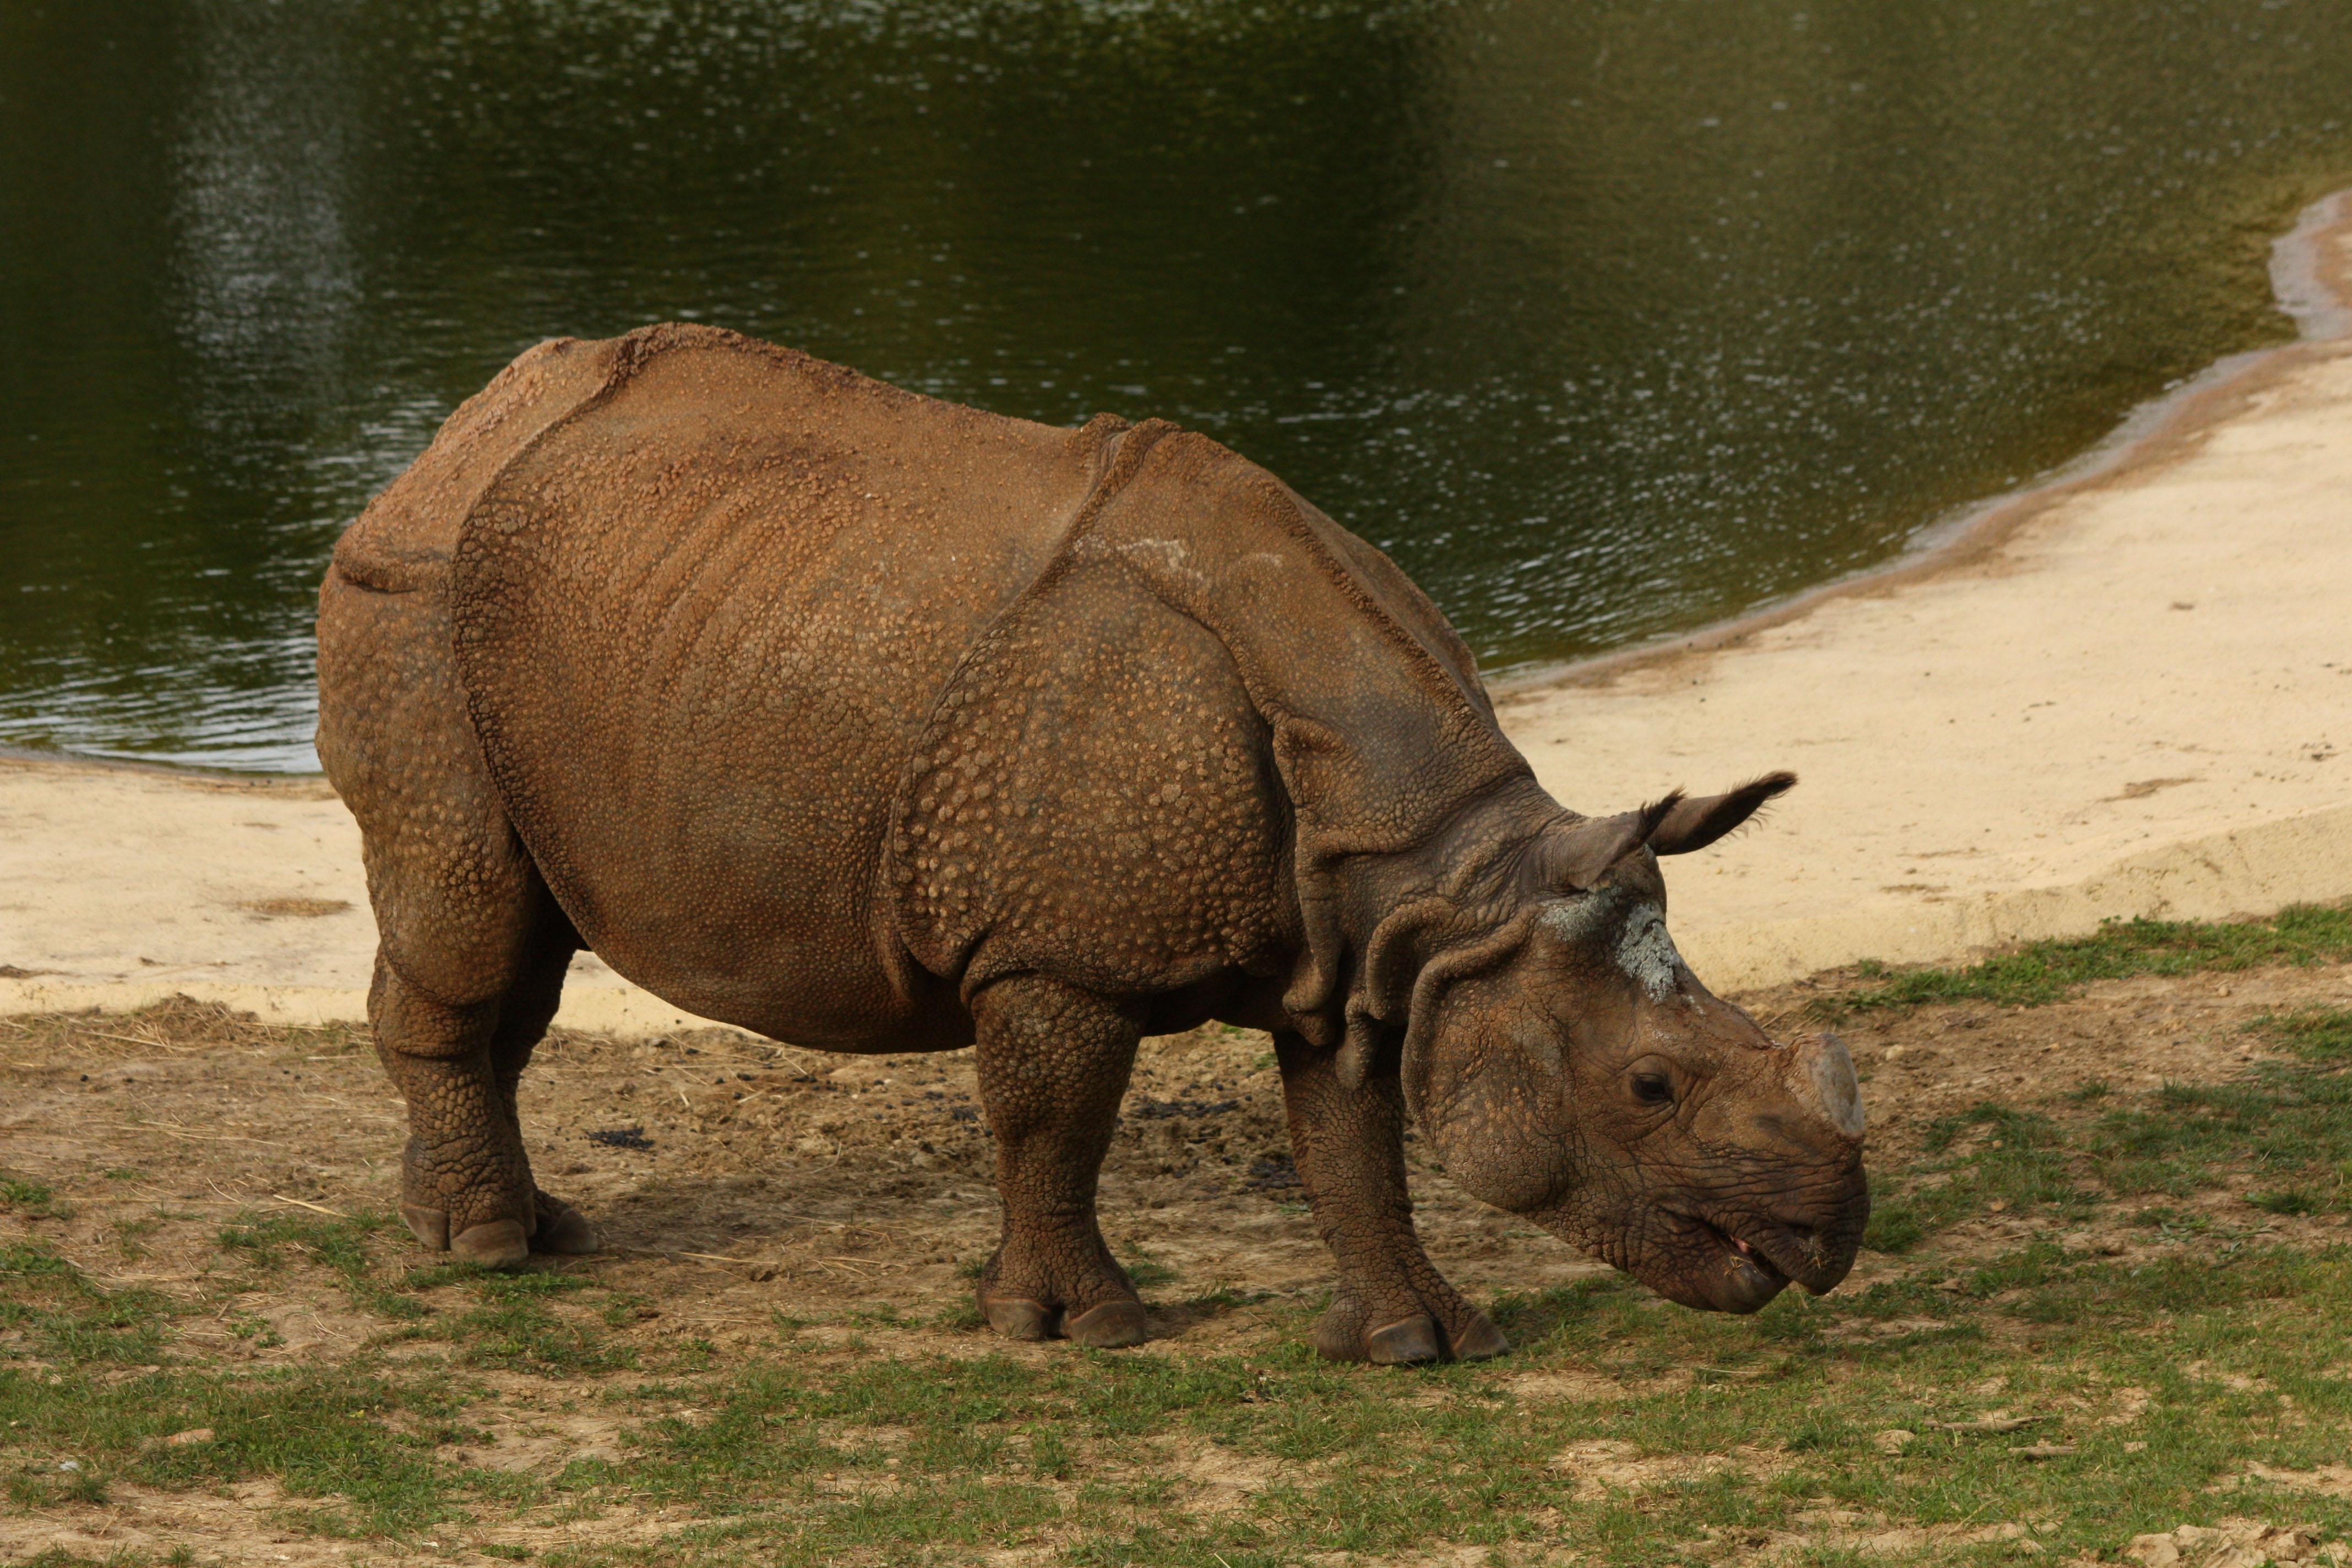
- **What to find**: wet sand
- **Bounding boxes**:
[5,194,2350,1033]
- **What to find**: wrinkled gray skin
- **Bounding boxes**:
[316,325,1866,1363]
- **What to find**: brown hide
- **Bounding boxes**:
[891,416,1536,1020]
[440,325,1523,1048]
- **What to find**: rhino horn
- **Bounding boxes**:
[1787,1030,1866,1143]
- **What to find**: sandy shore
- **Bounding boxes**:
[6,194,2350,1035]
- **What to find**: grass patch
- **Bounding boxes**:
[0,1240,175,1365]
[1870,1008,2352,1249]
[1,1173,73,1222]
[1836,902,2352,1012]
[12,1207,2352,1561]
[213,1208,645,1366]
[1120,1249,1180,1291]
[1863,1103,2102,1253]
[12,978,2352,1561]
[0,1354,481,1533]
[2087,1008,2352,1204]
[353,1243,2352,1566]
[217,1207,420,1319]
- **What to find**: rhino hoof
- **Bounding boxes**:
[1449,1312,1510,1362]
[981,1295,1057,1341]
[450,1218,532,1268]
[533,1194,599,1255]
[397,1202,450,1251]
[1065,1300,1147,1349]
[1365,1314,1445,1365]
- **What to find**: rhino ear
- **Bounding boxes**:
[1533,792,1683,891]
[1645,771,1795,856]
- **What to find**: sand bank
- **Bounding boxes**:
[1504,188,2352,988]
[6,194,2350,1032]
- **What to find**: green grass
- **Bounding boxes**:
[1835,902,2352,1012]
[324,1245,2352,1566]
[1869,1007,2352,1251]
[1,1347,481,1533]
[0,1240,173,1365]
[9,1198,2352,1563]
[1,1173,73,1222]
[440,1270,640,1375]
[1120,1249,1180,1291]
[11,950,2352,1562]
[46,1222,2345,1562]
[217,1207,419,1319]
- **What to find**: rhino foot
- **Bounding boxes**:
[980,1295,1057,1341]
[396,1200,450,1251]
[394,1190,597,1267]
[532,1190,600,1255]
[977,1294,1148,1348]
[1065,1300,1148,1348]
[395,1204,529,1267]
[452,1218,533,1268]
[1314,1297,1510,1365]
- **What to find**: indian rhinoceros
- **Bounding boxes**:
[316,323,1867,1363]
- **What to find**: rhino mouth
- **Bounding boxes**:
[1684,1217,1793,1314]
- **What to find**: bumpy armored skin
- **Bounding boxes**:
[318,324,1868,1357]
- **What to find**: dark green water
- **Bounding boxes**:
[4,1,2351,771]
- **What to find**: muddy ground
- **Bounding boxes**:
[6,955,2352,1564]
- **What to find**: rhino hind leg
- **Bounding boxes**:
[318,564,592,1269]
[970,975,1148,1349]
[487,897,597,1257]
[370,891,591,1268]
[1273,1033,1509,1364]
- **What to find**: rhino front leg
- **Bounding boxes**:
[971,974,1148,1349]
[1275,1032,1508,1364]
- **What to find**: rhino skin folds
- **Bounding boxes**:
[317,324,1867,1360]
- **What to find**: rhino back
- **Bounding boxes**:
[447,324,1119,1044]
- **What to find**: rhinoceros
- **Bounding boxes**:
[316,323,1866,1363]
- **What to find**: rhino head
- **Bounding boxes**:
[1392,772,1868,1313]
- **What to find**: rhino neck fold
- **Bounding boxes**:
[1310,779,1579,1086]
[1053,430,1542,1050]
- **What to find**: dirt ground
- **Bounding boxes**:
[6,955,2352,1564]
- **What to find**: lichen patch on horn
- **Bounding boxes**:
[1615,903,1684,1003]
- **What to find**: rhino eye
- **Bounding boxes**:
[1631,1072,1674,1106]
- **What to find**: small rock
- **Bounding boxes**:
[56,1459,80,1472]
[163,1428,215,1447]
[2125,1536,2180,1568]
[1872,1429,1915,1455]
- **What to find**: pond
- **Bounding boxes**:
[4,0,2350,771]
